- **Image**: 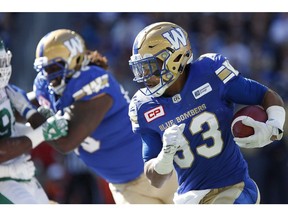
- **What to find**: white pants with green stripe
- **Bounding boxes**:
[0,177,49,204]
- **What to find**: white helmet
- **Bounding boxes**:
[0,39,12,89]
[129,22,193,97]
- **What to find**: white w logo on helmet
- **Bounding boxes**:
[162,28,187,50]
[64,37,83,57]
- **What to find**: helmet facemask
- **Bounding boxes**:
[34,56,76,95]
[129,50,176,97]
[0,40,12,89]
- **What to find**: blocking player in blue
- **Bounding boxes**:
[25,29,178,204]
[128,22,286,204]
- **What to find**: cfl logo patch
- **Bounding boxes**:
[144,105,165,123]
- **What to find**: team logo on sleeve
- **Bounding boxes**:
[144,105,165,122]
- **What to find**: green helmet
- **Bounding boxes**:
[0,39,12,89]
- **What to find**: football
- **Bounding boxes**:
[231,105,268,138]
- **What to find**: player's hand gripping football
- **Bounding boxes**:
[234,117,281,148]
[154,123,188,175]
[5,85,37,120]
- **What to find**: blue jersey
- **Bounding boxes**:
[34,65,144,184]
[129,53,266,194]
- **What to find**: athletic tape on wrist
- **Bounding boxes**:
[23,108,37,120]
[266,105,286,131]
[153,151,174,175]
[25,126,45,149]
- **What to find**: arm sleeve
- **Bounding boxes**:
[222,75,268,105]
[9,84,32,103]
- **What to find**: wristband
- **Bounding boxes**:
[266,106,286,131]
[153,151,174,175]
[25,126,45,149]
[23,108,37,120]
[266,105,286,140]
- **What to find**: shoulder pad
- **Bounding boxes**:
[69,67,110,101]
[199,53,219,61]
[129,94,139,132]
[198,53,226,62]
[197,53,239,84]
[128,89,153,132]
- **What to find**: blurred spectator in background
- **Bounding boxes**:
[0,13,12,48]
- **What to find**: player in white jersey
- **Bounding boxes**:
[0,39,68,204]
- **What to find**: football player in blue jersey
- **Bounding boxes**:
[128,22,286,204]
[0,39,68,204]
[24,29,178,204]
